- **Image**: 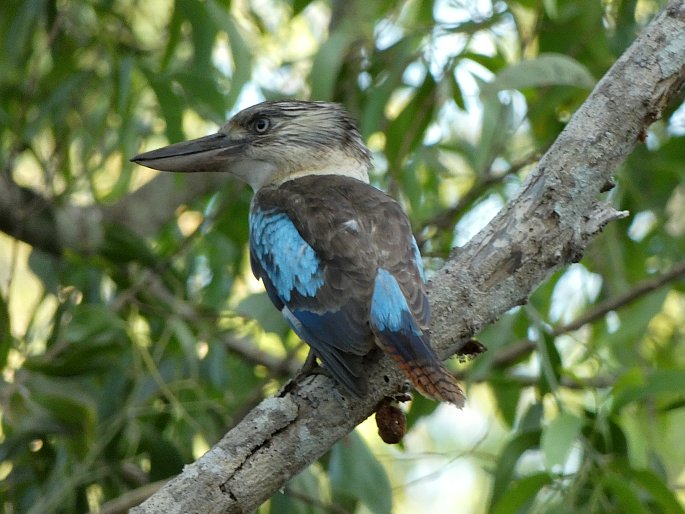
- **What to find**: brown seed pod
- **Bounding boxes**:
[375,397,407,444]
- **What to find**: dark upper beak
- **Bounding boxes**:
[131,132,244,173]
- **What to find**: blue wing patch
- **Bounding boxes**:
[371,269,422,335]
[371,268,438,372]
[249,209,324,301]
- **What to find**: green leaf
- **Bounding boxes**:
[142,68,185,143]
[235,292,289,335]
[489,430,542,509]
[541,412,583,469]
[582,413,628,457]
[169,317,197,364]
[172,71,226,122]
[206,1,253,107]
[270,466,327,514]
[328,431,392,514]
[101,224,159,268]
[24,304,127,376]
[601,473,650,514]
[612,369,685,413]
[519,402,544,433]
[177,0,217,72]
[475,83,515,173]
[360,35,422,137]
[538,332,562,395]
[194,232,237,308]
[28,375,98,441]
[630,469,685,514]
[310,28,353,100]
[491,472,553,514]
[0,293,11,369]
[140,424,186,481]
[161,1,183,70]
[602,288,669,364]
[385,71,437,172]
[483,53,596,94]
[405,393,439,430]
[2,0,46,68]
[488,375,521,427]
[292,0,315,17]
[116,55,134,116]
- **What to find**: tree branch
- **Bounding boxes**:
[133,3,685,513]
[0,170,231,255]
[554,259,685,334]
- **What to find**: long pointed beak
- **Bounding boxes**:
[131,132,245,173]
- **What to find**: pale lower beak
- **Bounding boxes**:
[131,132,245,173]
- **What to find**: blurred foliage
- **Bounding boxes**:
[1,0,685,513]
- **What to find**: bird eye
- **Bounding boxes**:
[252,117,270,134]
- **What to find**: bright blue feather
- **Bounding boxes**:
[249,209,324,301]
[371,268,438,372]
[370,269,422,335]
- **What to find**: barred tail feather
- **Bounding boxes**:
[375,329,465,407]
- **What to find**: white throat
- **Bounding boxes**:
[232,150,371,191]
[277,161,370,186]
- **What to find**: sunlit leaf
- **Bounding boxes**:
[142,68,185,143]
[630,468,685,514]
[310,28,354,100]
[601,473,650,514]
[489,430,542,509]
[491,472,553,514]
[329,431,392,514]
[235,292,289,335]
[541,412,583,469]
[483,54,595,95]
[612,369,685,413]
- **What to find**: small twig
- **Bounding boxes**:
[97,480,168,514]
[280,489,350,514]
[462,260,685,378]
[416,149,543,247]
[553,259,685,335]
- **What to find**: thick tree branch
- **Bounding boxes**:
[133,4,685,513]
[0,170,230,255]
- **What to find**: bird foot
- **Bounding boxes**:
[278,350,331,396]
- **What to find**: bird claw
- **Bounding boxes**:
[280,350,330,393]
[300,349,322,375]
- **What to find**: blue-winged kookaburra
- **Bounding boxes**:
[132,101,464,406]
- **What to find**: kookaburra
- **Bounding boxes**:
[132,100,464,406]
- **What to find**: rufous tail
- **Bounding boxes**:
[391,352,465,406]
[375,330,465,406]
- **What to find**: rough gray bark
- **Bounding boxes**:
[131,2,685,513]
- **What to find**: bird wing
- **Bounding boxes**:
[249,175,428,396]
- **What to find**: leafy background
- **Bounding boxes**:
[1,0,685,513]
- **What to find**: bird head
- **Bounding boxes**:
[131,100,373,190]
